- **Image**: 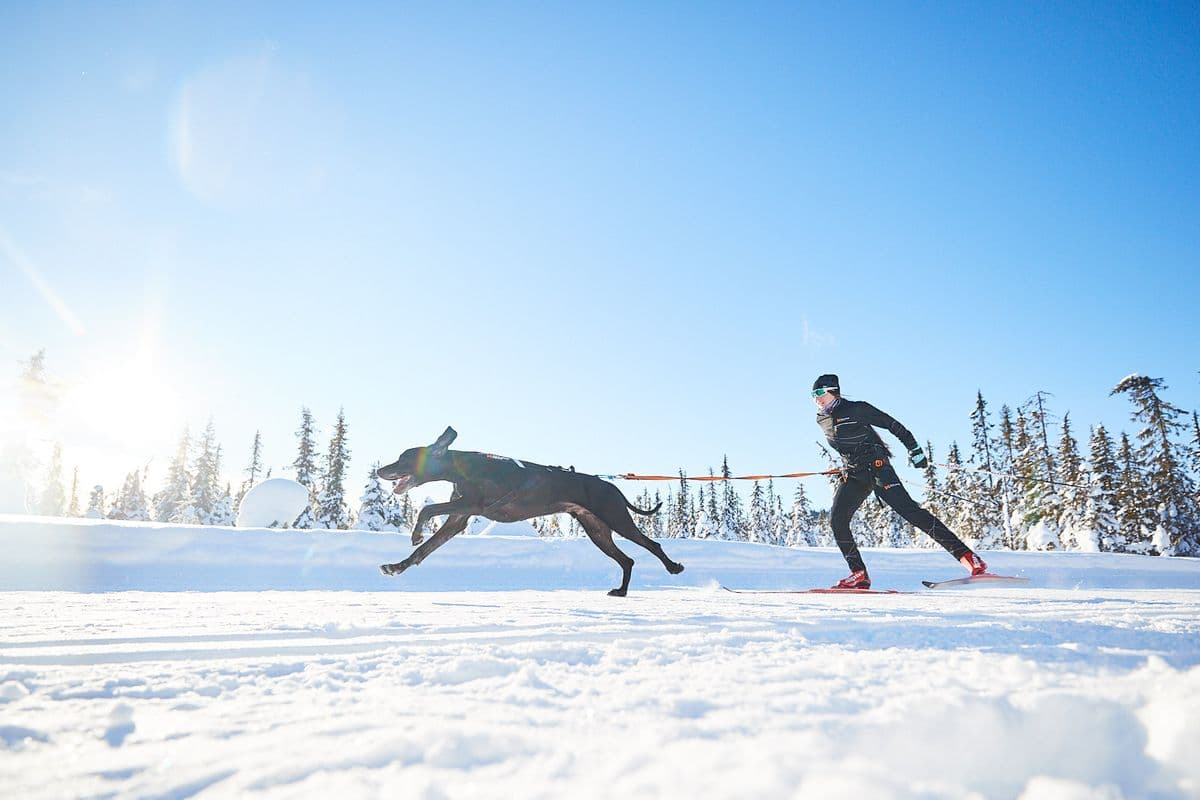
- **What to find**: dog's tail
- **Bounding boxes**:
[625,498,662,516]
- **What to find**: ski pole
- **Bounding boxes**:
[934,462,1087,491]
[900,477,1001,509]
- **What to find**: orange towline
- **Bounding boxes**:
[605,469,841,482]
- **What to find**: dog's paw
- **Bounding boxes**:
[380,562,404,576]
[607,588,628,597]
[668,562,685,575]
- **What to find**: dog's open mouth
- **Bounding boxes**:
[391,476,413,495]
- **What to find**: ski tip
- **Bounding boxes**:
[923,573,1030,589]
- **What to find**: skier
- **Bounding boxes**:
[812,374,988,589]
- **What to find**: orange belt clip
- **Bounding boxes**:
[874,459,884,468]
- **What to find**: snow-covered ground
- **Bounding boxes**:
[2,516,1200,799]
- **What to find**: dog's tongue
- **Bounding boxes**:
[392,479,409,495]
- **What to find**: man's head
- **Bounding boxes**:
[812,374,840,412]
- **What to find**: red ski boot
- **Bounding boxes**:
[832,570,871,590]
[959,552,988,576]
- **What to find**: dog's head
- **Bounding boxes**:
[377,426,457,494]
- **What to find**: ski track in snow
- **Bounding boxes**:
[3,589,1200,799]
[2,517,1200,798]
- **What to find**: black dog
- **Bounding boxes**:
[376,427,685,596]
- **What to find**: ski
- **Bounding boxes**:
[921,573,1029,589]
[722,586,912,595]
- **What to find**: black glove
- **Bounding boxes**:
[908,446,928,469]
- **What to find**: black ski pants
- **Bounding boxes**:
[830,462,971,573]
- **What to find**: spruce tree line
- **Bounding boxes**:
[34,396,416,531]
[17,349,1200,554]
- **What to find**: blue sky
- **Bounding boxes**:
[2,2,1198,508]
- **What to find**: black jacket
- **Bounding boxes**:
[817,399,918,470]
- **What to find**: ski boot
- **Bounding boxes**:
[832,569,871,590]
[959,552,988,576]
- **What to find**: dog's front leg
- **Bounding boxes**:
[408,499,469,546]
[381,514,470,576]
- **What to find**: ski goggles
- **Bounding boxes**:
[811,387,838,397]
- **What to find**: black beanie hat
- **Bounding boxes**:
[813,374,840,392]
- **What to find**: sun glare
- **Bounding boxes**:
[60,358,183,457]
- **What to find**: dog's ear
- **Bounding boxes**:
[429,426,457,455]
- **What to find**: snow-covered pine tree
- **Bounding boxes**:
[916,441,941,549]
[210,484,235,526]
[719,456,745,541]
[638,489,664,538]
[939,442,975,548]
[967,391,1004,549]
[1190,409,1200,515]
[292,407,321,532]
[787,482,817,547]
[662,485,678,538]
[38,443,66,517]
[1114,432,1152,553]
[1013,406,1060,551]
[85,485,105,519]
[356,462,390,531]
[744,482,763,544]
[111,470,150,521]
[996,404,1019,548]
[671,470,692,538]
[970,391,997,481]
[1028,391,1058,479]
[1084,424,1120,552]
[690,482,700,535]
[190,420,222,524]
[814,509,835,547]
[292,408,320,529]
[773,492,788,546]
[747,481,768,544]
[1026,394,1065,549]
[691,479,718,539]
[315,408,352,530]
[706,467,720,525]
[1111,375,1199,555]
[154,428,193,522]
[764,479,781,545]
[237,431,264,507]
[67,466,81,517]
[1190,410,1200,484]
[1055,413,1087,550]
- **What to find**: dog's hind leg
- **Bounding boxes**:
[602,506,685,576]
[573,510,634,597]
[381,514,470,577]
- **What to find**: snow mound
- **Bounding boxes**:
[236,478,309,528]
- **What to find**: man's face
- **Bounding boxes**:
[813,388,839,411]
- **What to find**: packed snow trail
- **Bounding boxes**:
[3,515,1200,593]
[2,516,1200,798]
